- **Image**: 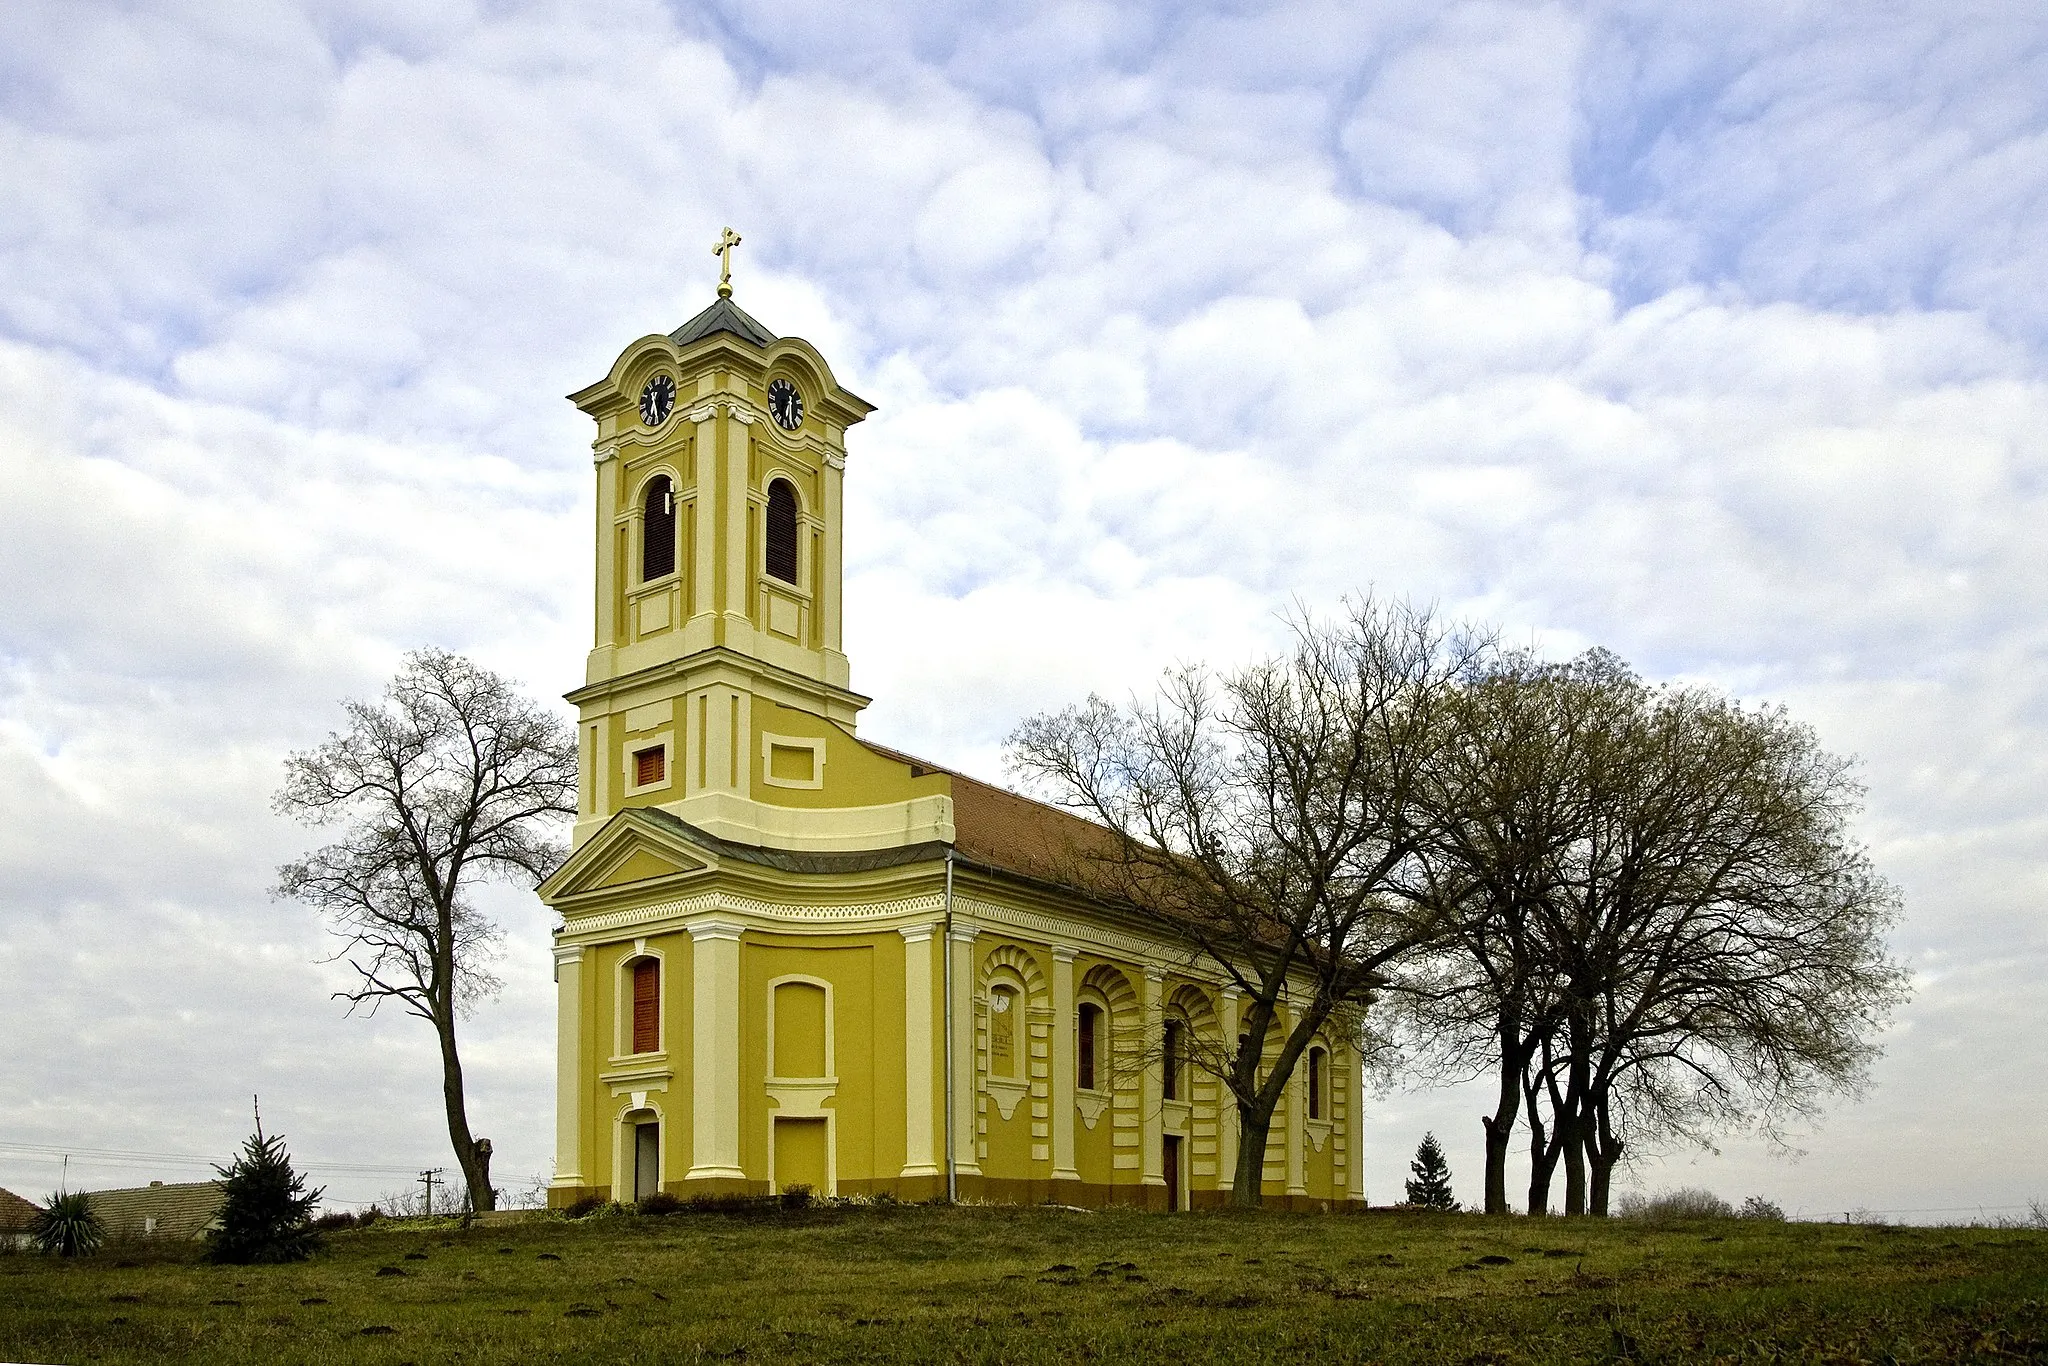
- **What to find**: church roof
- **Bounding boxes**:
[856,742,1124,893]
[668,295,778,349]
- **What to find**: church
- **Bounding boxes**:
[539,238,1369,1211]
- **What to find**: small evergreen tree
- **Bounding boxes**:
[207,1105,324,1264]
[31,1191,105,1257]
[1405,1132,1458,1210]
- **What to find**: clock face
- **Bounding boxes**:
[639,373,676,427]
[768,377,804,431]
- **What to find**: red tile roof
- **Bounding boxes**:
[859,741,1123,892]
[0,1187,40,1231]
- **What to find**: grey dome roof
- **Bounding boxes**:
[669,296,777,348]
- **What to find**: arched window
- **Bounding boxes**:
[765,479,798,584]
[1307,1046,1326,1120]
[631,958,660,1054]
[642,476,676,581]
[1077,1002,1101,1091]
[989,985,1019,1078]
[1163,1019,1185,1101]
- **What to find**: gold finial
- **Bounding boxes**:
[713,226,742,298]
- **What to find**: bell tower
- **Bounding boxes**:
[564,240,882,848]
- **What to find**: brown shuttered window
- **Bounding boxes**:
[634,746,665,787]
[642,476,676,581]
[1077,1003,1098,1091]
[1308,1048,1324,1119]
[765,479,798,584]
[632,959,660,1054]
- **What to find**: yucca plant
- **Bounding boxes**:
[31,1191,105,1257]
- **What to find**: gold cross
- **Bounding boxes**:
[713,226,742,298]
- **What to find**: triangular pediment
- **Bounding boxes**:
[540,808,717,904]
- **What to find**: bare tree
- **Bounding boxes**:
[1400,654,1907,1217]
[274,648,577,1214]
[1008,597,1484,1205]
[1556,696,1908,1220]
[1397,649,1635,1213]
[1521,678,1909,1216]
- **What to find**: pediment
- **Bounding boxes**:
[540,809,716,904]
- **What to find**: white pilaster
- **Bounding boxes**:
[551,945,587,1188]
[686,918,746,1182]
[721,406,752,627]
[1217,986,1240,1193]
[1348,1047,1368,1202]
[899,925,940,1178]
[1140,966,1164,1190]
[947,926,981,1177]
[1285,1012,1308,1197]
[686,405,720,631]
[1049,945,1079,1183]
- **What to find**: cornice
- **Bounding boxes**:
[558,889,948,943]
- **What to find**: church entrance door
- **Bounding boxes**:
[1163,1135,1183,1212]
[633,1122,660,1202]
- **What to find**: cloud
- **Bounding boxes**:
[2,0,2045,1218]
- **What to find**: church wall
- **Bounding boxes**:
[737,933,899,1197]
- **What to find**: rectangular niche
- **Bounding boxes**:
[760,733,825,789]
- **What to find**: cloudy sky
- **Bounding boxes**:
[3,0,2044,1220]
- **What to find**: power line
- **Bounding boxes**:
[0,1140,427,1176]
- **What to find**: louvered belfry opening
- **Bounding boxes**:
[634,747,664,787]
[765,478,798,584]
[631,958,660,1054]
[642,475,676,581]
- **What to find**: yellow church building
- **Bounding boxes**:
[539,258,1369,1212]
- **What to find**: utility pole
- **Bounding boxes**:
[420,1168,443,1217]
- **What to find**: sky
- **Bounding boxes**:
[2,0,2045,1222]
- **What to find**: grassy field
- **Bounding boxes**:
[2,1203,2044,1364]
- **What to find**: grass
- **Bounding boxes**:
[2,1204,2044,1363]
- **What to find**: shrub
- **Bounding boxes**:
[31,1192,105,1258]
[780,1184,814,1212]
[637,1192,683,1216]
[206,1123,324,1264]
[312,1211,361,1231]
[562,1196,606,1219]
[1615,1187,1734,1220]
[1738,1195,1787,1221]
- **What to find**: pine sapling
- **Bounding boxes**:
[1405,1131,1458,1211]
[207,1102,324,1264]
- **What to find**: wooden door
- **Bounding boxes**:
[634,1122,660,1202]
[1163,1135,1183,1212]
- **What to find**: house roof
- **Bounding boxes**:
[83,1181,224,1240]
[669,295,777,348]
[0,1187,40,1231]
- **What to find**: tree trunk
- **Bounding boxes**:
[1524,1072,1560,1215]
[1560,1115,1586,1216]
[1232,1102,1274,1207]
[1586,1095,1621,1217]
[1559,1005,1592,1217]
[1481,1015,1529,1216]
[435,1006,496,1214]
